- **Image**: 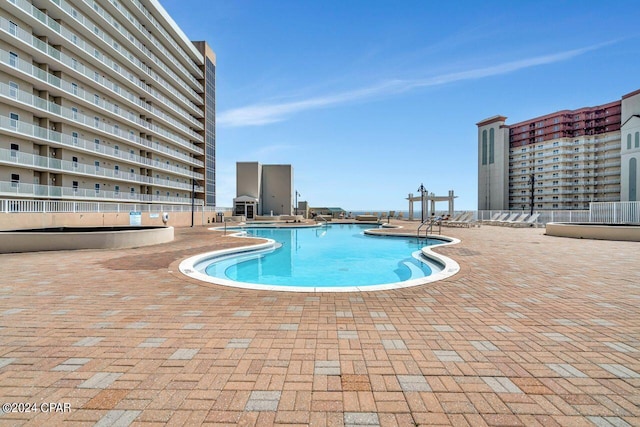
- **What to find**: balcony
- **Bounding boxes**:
[126,0,203,78]
[0,148,203,192]
[77,0,202,92]
[0,9,204,129]
[8,0,203,116]
[0,81,204,164]
[0,115,204,180]
[0,180,195,204]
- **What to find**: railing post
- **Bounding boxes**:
[614,203,617,224]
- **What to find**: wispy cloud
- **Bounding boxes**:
[218,43,609,128]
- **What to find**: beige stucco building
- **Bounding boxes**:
[0,0,216,208]
[235,162,294,219]
[478,89,640,211]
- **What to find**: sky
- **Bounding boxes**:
[160,0,639,211]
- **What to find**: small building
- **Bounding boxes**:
[234,162,294,219]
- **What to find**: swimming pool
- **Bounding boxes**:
[180,224,460,292]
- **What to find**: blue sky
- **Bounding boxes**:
[161,0,639,211]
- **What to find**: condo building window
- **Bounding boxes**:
[489,128,495,164]
[9,81,18,98]
[9,20,17,36]
[72,156,78,167]
[73,181,78,192]
[72,58,78,70]
[9,52,17,67]
[630,158,637,201]
[95,117,100,127]
[10,112,18,128]
[481,130,487,165]
[72,132,78,145]
[115,185,120,194]
[94,94,100,105]
[95,139,100,150]
[10,143,18,156]
[11,174,19,187]
[636,132,640,148]
[628,134,632,149]
[95,183,100,194]
[114,165,119,175]
[72,107,78,120]
[95,161,100,171]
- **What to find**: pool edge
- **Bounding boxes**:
[178,226,461,293]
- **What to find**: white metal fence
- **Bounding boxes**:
[589,202,640,223]
[476,210,590,225]
[0,198,230,214]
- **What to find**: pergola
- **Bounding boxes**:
[406,189,456,221]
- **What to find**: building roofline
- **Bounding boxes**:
[622,88,640,100]
[145,0,204,63]
[476,115,507,127]
[508,100,621,128]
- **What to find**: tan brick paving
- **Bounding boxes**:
[0,224,639,426]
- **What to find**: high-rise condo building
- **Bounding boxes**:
[0,0,215,207]
[478,89,640,211]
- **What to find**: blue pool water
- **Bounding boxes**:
[201,224,444,288]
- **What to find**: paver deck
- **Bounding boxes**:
[0,222,639,426]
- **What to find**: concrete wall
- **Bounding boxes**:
[236,162,262,200]
[546,222,640,242]
[621,91,640,201]
[0,210,232,231]
[477,117,510,210]
[261,165,293,215]
[0,226,175,253]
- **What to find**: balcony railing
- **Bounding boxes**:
[0,116,204,180]
[0,181,195,204]
[53,0,202,102]
[74,0,202,90]
[0,81,204,165]
[8,0,203,116]
[0,148,203,192]
[1,8,203,129]
[126,0,204,77]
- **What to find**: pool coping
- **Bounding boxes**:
[178,225,461,293]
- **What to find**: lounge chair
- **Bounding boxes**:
[511,212,541,227]
[499,213,529,226]
[481,212,501,223]
[446,212,475,227]
[485,213,509,225]
[442,212,464,225]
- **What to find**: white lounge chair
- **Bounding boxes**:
[482,212,502,223]
[511,212,541,227]
[447,212,475,228]
[485,213,509,225]
[499,213,529,226]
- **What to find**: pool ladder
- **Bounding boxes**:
[417,218,440,238]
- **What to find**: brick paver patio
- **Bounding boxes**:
[0,223,638,426]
